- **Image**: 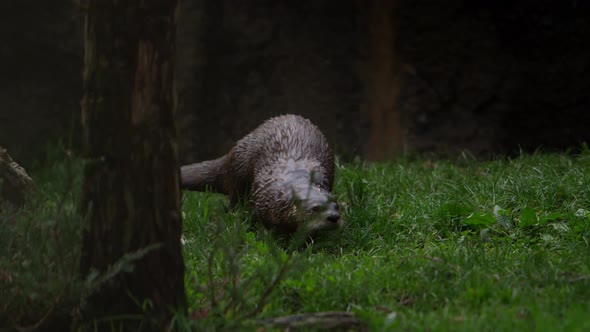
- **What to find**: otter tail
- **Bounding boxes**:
[180,154,229,194]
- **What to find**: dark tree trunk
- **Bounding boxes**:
[78,0,185,329]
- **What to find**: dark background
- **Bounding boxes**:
[1,0,589,167]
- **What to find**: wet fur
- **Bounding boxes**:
[181,114,341,233]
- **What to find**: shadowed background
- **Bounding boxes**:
[1,0,589,167]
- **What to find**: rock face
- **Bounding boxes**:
[1,1,589,164]
[396,1,590,155]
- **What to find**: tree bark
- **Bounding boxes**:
[78,0,185,329]
[361,0,405,161]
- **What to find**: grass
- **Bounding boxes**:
[180,152,590,330]
[0,147,84,329]
[2,148,590,330]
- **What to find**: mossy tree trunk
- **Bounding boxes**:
[78,0,185,329]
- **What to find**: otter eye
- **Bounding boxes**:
[311,205,323,213]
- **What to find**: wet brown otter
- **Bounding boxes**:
[180,114,342,234]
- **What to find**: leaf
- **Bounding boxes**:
[540,213,565,225]
[518,207,538,228]
[548,223,570,233]
[463,213,496,226]
[439,203,472,217]
[493,205,512,229]
[574,208,589,218]
[479,228,492,242]
[385,311,398,327]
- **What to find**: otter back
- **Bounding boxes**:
[181,114,341,233]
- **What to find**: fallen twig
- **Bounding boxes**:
[255,311,366,331]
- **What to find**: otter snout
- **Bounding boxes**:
[325,202,341,224]
[307,201,342,231]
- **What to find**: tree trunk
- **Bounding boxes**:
[361,0,405,161]
[78,0,185,329]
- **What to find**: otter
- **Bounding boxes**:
[180,114,342,234]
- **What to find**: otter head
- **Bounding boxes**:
[286,169,343,233]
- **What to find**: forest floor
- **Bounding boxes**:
[2,149,590,331]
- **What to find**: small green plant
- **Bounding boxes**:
[0,146,84,330]
[180,191,318,329]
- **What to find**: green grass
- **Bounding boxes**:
[181,152,590,330]
[3,149,590,331]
